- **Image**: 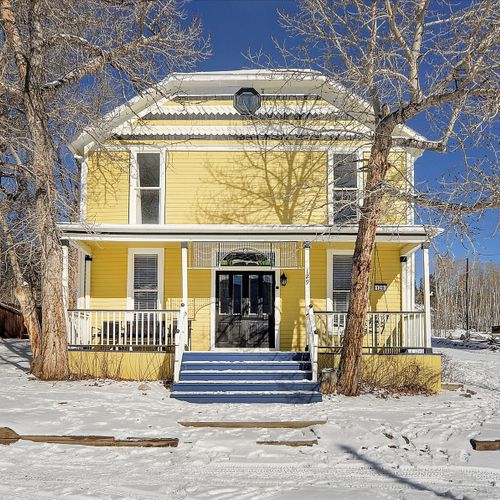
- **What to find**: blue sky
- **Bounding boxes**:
[188,0,499,266]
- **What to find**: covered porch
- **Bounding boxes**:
[60,223,434,382]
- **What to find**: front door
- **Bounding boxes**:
[215,271,275,348]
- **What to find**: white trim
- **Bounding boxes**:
[326,249,354,311]
[129,146,166,225]
[126,248,165,309]
[77,251,85,309]
[84,257,91,309]
[210,268,281,351]
[79,144,89,220]
[87,144,415,153]
[422,245,432,348]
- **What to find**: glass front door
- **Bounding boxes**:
[215,271,275,348]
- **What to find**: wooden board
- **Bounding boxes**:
[441,383,464,391]
[470,439,500,451]
[0,427,178,447]
[178,420,327,429]
[256,439,319,447]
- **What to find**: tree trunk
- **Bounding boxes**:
[25,99,69,380]
[337,126,393,396]
[0,212,42,363]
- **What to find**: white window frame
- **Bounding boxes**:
[127,248,164,310]
[129,146,166,225]
[327,149,365,225]
[326,249,355,312]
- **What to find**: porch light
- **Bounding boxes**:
[280,273,288,287]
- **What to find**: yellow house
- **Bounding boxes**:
[59,70,441,402]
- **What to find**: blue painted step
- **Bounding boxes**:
[172,392,323,404]
[181,361,311,371]
[171,351,322,404]
[173,381,320,392]
[179,370,312,381]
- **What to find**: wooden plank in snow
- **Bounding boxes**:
[470,439,500,451]
[178,420,327,429]
[257,439,319,447]
[0,427,178,447]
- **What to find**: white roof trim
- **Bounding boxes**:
[70,70,429,156]
[113,123,370,138]
[58,222,440,244]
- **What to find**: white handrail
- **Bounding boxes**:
[306,304,319,381]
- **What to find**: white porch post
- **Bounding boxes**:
[84,255,92,309]
[181,241,189,338]
[422,242,432,352]
[175,242,188,382]
[61,241,70,343]
[304,242,311,314]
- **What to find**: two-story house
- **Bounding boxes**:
[59,70,441,403]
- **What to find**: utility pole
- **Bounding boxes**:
[465,257,470,340]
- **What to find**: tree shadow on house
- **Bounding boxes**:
[0,339,32,373]
[340,445,459,499]
[196,139,329,225]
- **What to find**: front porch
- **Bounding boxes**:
[60,224,436,388]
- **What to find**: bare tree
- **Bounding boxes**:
[0,0,207,379]
[277,0,499,394]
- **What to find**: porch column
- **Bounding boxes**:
[61,241,70,342]
[422,242,432,352]
[181,241,188,347]
[84,255,92,309]
[304,241,311,314]
[61,241,69,311]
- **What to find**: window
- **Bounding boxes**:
[234,88,261,115]
[128,249,164,310]
[132,151,164,224]
[332,254,353,312]
[331,153,358,223]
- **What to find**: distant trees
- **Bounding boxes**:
[417,257,500,334]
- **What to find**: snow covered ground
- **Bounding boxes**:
[0,339,499,499]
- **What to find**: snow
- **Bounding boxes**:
[0,339,499,499]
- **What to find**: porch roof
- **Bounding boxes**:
[59,222,440,246]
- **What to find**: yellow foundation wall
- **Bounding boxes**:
[68,351,174,381]
[86,150,130,224]
[318,353,441,393]
[86,241,404,352]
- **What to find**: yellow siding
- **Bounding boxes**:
[363,151,408,225]
[167,150,328,224]
[86,150,130,223]
[89,245,128,309]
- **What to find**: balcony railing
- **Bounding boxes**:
[67,309,179,351]
[314,311,427,352]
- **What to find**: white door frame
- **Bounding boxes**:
[210,267,281,351]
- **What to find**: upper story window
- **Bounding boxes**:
[131,150,165,224]
[331,153,358,224]
[234,88,261,115]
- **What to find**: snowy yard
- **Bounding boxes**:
[0,339,499,499]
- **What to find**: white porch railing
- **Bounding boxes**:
[67,309,180,350]
[305,305,319,381]
[314,311,427,352]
